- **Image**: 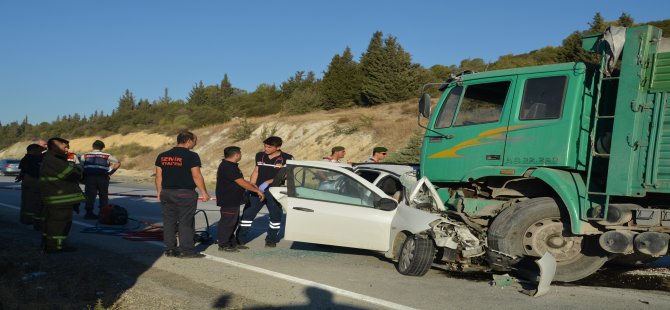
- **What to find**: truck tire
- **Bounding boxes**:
[487,197,608,282]
[397,235,435,276]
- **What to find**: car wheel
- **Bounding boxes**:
[487,197,608,282]
[397,234,435,276]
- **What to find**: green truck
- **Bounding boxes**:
[417,25,670,282]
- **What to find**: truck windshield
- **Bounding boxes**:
[434,86,462,128]
[454,81,510,126]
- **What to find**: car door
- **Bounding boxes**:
[283,163,397,251]
[422,77,516,182]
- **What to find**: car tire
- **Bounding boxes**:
[397,234,434,276]
[487,197,608,282]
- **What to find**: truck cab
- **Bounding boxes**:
[421,62,590,183]
[416,25,670,282]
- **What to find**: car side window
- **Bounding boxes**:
[453,81,510,126]
[356,170,380,183]
[519,76,567,120]
[434,86,462,128]
[289,166,378,208]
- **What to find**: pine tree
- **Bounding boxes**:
[158,88,172,104]
[220,74,234,99]
[617,13,634,27]
[360,31,388,105]
[383,35,419,102]
[187,81,207,105]
[588,12,606,33]
[117,89,136,113]
[360,31,418,105]
[320,47,362,109]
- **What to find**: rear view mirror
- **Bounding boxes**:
[375,197,398,211]
[418,93,431,118]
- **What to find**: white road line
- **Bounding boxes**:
[0,201,416,310]
[203,255,417,310]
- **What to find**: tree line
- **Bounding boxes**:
[1,13,668,151]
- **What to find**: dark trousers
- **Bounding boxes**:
[217,206,240,247]
[41,204,73,251]
[84,174,110,212]
[238,189,282,243]
[160,189,197,253]
[20,175,41,225]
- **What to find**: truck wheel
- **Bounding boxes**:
[487,197,608,282]
[397,235,435,276]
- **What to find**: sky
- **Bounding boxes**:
[0,0,668,125]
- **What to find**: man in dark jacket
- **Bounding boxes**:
[17,143,45,226]
[39,138,86,253]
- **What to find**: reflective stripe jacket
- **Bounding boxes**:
[39,150,86,206]
[82,150,118,175]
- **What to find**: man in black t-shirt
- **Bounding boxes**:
[238,136,293,247]
[155,131,211,258]
[215,146,265,252]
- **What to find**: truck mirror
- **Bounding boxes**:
[419,93,431,118]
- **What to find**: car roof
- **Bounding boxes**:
[286,160,352,169]
[353,163,418,177]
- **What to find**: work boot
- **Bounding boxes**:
[235,244,249,250]
[84,212,98,220]
[164,249,179,257]
[178,252,205,258]
[218,245,240,253]
[265,241,277,248]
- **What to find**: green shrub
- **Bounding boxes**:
[105,143,154,159]
[231,119,256,142]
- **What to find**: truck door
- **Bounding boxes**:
[422,77,516,182]
[503,73,578,168]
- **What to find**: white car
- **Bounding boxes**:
[269,160,486,276]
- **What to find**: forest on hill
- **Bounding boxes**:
[1,13,668,151]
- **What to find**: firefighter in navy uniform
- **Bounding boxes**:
[39,138,86,253]
[81,140,120,219]
[17,143,45,226]
[237,136,293,247]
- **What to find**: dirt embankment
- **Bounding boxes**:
[0,101,419,185]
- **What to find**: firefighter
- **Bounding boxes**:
[81,140,121,219]
[39,138,86,253]
[17,143,45,226]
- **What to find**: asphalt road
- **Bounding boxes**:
[1,175,670,309]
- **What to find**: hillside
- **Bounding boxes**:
[0,101,419,186]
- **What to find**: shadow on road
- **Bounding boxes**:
[0,179,167,309]
[212,286,367,309]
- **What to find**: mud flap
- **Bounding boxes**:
[534,252,557,297]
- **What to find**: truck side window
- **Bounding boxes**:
[519,76,567,120]
[454,81,511,126]
[434,86,462,128]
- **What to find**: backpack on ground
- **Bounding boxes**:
[99,204,128,225]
